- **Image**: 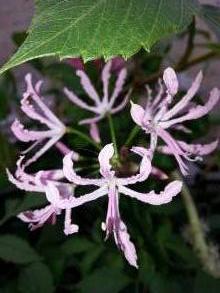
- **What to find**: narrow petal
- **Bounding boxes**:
[76,70,100,105]
[118,180,182,205]
[11,120,54,142]
[151,167,168,180]
[64,208,79,235]
[79,115,103,125]
[111,88,131,114]
[89,123,101,143]
[161,87,220,128]
[6,169,44,192]
[109,67,127,108]
[102,60,112,105]
[130,102,145,127]
[163,67,179,96]
[162,71,203,121]
[116,221,138,268]
[118,154,152,185]
[63,152,104,186]
[177,139,219,156]
[64,87,98,113]
[25,74,65,127]
[98,144,115,178]
[24,135,62,167]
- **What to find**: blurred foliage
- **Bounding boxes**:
[0,15,220,293]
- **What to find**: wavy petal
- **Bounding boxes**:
[98,143,115,178]
[63,152,104,186]
[118,180,182,205]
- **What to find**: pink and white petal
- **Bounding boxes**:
[161,87,220,128]
[109,68,127,108]
[98,143,115,178]
[79,115,103,125]
[64,208,79,235]
[118,155,152,185]
[162,71,203,121]
[76,70,100,105]
[64,87,98,113]
[151,79,164,108]
[102,60,112,105]
[163,67,179,96]
[25,74,64,127]
[6,169,44,192]
[111,88,131,114]
[118,180,182,205]
[171,124,192,134]
[130,102,145,127]
[178,139,219,156]
[116,221,138,268]
[24,135,62,167]
[157,127,189,175]
[89,123,101,143]
[63,152,104,186]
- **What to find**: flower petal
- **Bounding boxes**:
[98,143,115,178]
[109,67,127,108]
[89,123,101,143]
[102,60,112,105]
[163,67,179,96]
[63,152,104,186]
[118,180,182,205]
[130,101,145,127]
[76,70,100,105]
[162,71,203,121]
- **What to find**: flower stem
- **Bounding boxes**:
[66,127,101,150]
[107,113,119,161]
[125,125,140,146]
[172,170,220,278]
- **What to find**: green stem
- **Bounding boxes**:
[172,170,220,278]
[67,127,101,150]
[107,113,119,161]
[125,125,140,146]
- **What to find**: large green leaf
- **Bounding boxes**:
[18,262,54,293]
[0,0,198,74]
[0,235,41,264]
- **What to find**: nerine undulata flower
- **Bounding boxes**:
[62,143,182,267]
[64,60,131,141]
[6,157,78,235]
[131,67,219,175]
[11,74,78,166]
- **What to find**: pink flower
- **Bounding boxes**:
[11,74,78,166]
[131,67,219,175]
[6,157,78,235]
[64,60,131,139]
[62,144,182,267]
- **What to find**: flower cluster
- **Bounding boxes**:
[7,60,219,268]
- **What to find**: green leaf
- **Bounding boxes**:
[0,235,40,264]
[79,267,130,293]
[61,237,94,255]
[18,262,54,293]
[0,0,198,74]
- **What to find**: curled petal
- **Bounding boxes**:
[118,180,182,205]
[178,140,219,156]
[98,143,115,178]
[162,71,203,121]
[116,221,138,268]
[63,152,104,186]
[64,208,79,235]
[163,67,178,96]
[130,102,145,127]
[18,205,60,230]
